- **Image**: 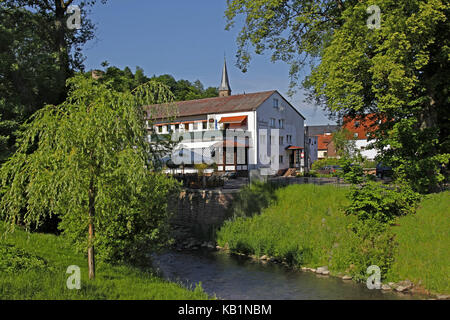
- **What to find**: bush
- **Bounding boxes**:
[345,182,420,223]
[0,243,52,273]
[311,158,341,171]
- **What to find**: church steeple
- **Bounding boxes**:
[219,57,231,97]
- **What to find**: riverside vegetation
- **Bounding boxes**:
[0,222,208,299]
[217,183,449,296]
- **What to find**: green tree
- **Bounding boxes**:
[0,75,178,279]
[225,0,449,193]
[332,128,359,159]
[0,1,107,162]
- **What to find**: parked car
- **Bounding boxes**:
[319,165,342,174]
[376,163,393,179]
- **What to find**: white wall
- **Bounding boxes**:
[355,140,378,160]
[256,92,305,171]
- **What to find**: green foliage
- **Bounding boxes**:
[225,0,450,193]
[0,243,52,273]
[151,74,219,101]
[0,1,107,162]
[332,128,358,159]
[345,182,421,223]
[387,191,450,294]
[218,185,357,270]
[0,75,179,264]
[228,181,280,218]
[0,222,210,300]
[338,159,364,184]
[345,219,396,282]
[311,158,341,171]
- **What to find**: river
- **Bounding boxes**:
[152,249,424,300]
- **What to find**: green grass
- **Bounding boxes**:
[217,184,450,295]
[0,223,209,300]
[387,191,450,294]
[218,184,357,271]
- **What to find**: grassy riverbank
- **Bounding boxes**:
[217,184,449,295]
[0,223,209,299]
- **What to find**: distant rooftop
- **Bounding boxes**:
[306,125,340,137]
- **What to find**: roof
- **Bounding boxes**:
[317,134,333,150]
[342,114,380,140]
[219,58,231,92]
[144,91,276,119]
[306,125,340,137]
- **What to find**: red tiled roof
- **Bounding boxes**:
[317,134,333,150]
[342,114,381,140]
[286,145,303,150]
[144,91,276,119]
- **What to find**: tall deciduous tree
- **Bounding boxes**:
[0,1,106,162]
[0,75,179,278]
[226,0,449,192]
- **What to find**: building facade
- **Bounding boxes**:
[144,60,306,175]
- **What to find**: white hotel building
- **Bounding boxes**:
[144,60,306,175]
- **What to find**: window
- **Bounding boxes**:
[279,155,283,163]
[270,118,276,127]
[354,133,358,138]
[287,135,292,144]
[273,99,279,108]
[203,121,207,130]
[278,119,285,129]
[279,136,284,145]
[175,124,179,131]
[355,121,360,128]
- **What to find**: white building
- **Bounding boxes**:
[144,60,306,175]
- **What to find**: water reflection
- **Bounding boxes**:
[151,249,423,300]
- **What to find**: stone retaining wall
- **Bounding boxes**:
[169,188,239,241]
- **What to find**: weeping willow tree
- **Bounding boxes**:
[0,75,178,279]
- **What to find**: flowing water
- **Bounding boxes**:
[152,249,424,300]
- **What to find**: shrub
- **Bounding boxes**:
[345,182,420,223]
[311,158,341,171]
[0,243,52,273]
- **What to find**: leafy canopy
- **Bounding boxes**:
[0,75,179,263]
[226,0,450,193]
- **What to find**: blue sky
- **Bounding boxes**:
[83,0,335,125]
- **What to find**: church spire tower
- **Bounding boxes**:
[219,57,232,97]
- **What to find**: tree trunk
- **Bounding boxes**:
[88,178,96,280]
[54,0,70,102]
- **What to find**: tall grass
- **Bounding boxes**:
[387,191,450,294]
[217,184,449,294]
[218,184,358,271]
[0,223,209,300]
